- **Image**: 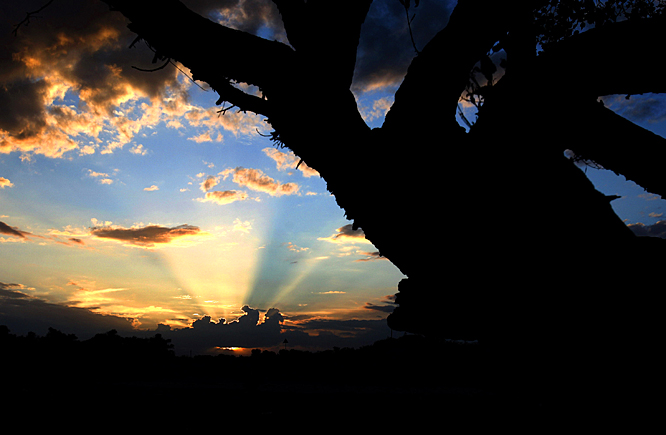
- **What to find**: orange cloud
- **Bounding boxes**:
[221,167,300,197]
[0,8,260,161]
[0,177,13,188]
[199,175,220,192]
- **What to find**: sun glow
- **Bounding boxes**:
[158,219,269,321]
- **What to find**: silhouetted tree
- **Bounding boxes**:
[46,0,666,416]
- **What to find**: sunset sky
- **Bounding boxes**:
[2,0,666,356]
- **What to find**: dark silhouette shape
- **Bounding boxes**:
[16,0,666,424]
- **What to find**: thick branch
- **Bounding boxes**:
[567,101,666,199]
[272,0,372,90]
[382,1,541,134]
[102,0,295,115]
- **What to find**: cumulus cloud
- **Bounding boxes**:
[153,305,394,355]
[156,305,286,355]
[199,175,220,192]
[90,223,209,248]
[232,218,252,233]
[0,1,273,161]
[129,144,148,155]
[197,190,250,205]
[221,166,300,196]
[318,224,371,244]
[143,185,159,191]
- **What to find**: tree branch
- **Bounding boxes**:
[566,101,666,199]
[538,15,666,97]
[101,0,295,115]
[382,1,537,135]
[12,0,55,36]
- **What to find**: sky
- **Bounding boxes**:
[2,0,666,356]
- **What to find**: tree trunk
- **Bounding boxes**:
[102,0,665,416]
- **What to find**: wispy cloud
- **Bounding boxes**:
[143,185,159,191]
[196,190,250,205]
[86,169,114,185]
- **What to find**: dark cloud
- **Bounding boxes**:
[601,94,666,124]
[281,317,394,351]
[1,0,455,159]
[157,305,285,355]
[364,302,395,313]
[620,95,666,123]
[142,306,393,355]
[90,223,204,247]
[628,220,666,238]
[0,283,135,338]
[0,287,394,355]
[0,220,30,238]
[185,0,287,42]
[319,224,369,244]
[352,0,455,93]
[0,78,48,136]
[355,251,386,262]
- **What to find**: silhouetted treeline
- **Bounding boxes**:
[0,326,175,389]
[1,325,487,391]
[0,325,546,426]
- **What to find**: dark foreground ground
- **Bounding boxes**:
[2,332,660,430]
